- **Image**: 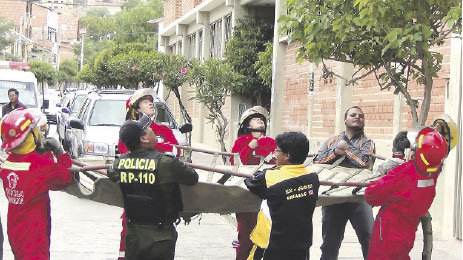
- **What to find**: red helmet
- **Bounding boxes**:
[414,127,448,175]
[0,109,37,151]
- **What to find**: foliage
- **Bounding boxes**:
[107,51,162,89]
[57,60,78,87]
[280,0,462,126]
[161,54,191,123]
[113,0,162,44]
[224,16,273,105]
[85,7,110,17]
[74,0,163,65]
[255,42,273,89]
[189,58,243,153]
[30,60,57,87]
[0,17,14,51]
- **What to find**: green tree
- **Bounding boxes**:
[107,51,162,89]
[113,0,162,45]
[280,0,462,126]
[85,7,110,17]
[30,60,57,89]
[189,58,243,153]
[224,16,273,106]
[57,60,79,88]
[255,42,273,90]
[162,54,191,123]
[0,17,14,52]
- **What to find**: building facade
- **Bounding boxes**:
[160,0,462,239]
[0,0,79,65]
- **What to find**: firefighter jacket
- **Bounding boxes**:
[230,134,276,165]
[0,151,73,260]
[244,165,319,252]
[110,148,198,224]
[314,131,375,168]
[364,161,440,260]
[118,122,180,157]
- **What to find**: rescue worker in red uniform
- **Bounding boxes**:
[230,106,276,260]
[117,88,180,259]
[0,109,75,260]
[365,126,456,260]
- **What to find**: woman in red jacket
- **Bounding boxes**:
[230,106,276,260]
[0,109,74,260]
[117,88,180,259]
[365,127,452,260]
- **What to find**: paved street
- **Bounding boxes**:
[0,127,459,259]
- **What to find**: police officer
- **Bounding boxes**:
[109,114,198,260]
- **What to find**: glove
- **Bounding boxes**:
[375,158,404,175]
[392,131,410,155]
[43,137,65,156]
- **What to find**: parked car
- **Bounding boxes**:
[39,89,61,124]
[68,89,191,160]
[56,89,91,151]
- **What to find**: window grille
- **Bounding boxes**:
[210,19,222,59]
[188,33,196,59]
[224,14,232,46]
[198,30,203,60]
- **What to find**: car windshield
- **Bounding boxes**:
[155,102,175,128]
[89,99,126,126]
[0,81,38,108]
[71,95,87,116]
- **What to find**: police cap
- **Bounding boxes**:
[119,113,152,151]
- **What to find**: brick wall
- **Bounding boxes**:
[398,39,450,130]
[281,42,310,133]
[59,13,78,43]
[163,0,182,27]
[0,0,25,29]
[354,71,395,140]
[181,0,202,16]
[282,38,452,143]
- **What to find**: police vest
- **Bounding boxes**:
[115,151,182,224]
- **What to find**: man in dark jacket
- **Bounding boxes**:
[2,88,26,117]
[314,106,375,260]
[109,114,198,260]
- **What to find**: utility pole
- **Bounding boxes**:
[79,27,86,70]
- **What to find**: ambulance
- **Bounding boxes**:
[0,61,39,113]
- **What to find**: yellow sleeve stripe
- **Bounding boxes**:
[2,161,31,171]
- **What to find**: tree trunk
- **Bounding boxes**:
[172,87,192,124]
[421,212,433,260]
[418,55,433,126]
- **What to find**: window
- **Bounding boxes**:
[224,14,232,46]
[169,43,177,54]
[210,19,222,59]
[188,33,196,59]
[198,30,203,60]
[178,40,182,55]
[47,27,57,42]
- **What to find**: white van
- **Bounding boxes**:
[0,61,39,113]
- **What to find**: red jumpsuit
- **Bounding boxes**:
[118,122,180,157]
[365,161,440,260]
[0,151,73,260]
[117,121,180,259]
[230,134,276,260]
